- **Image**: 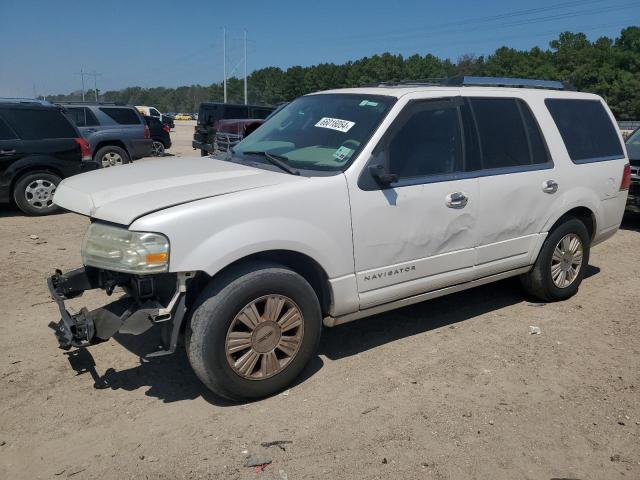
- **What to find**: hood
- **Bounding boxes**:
[54,156,301,225]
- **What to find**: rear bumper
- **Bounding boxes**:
[48,267,190,357]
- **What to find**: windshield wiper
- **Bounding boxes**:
[241,151,300,176]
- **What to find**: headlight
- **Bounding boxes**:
[81,223,170,274]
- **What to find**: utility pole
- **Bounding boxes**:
[76,68,86,101]
[87,71,101,102]
[243,30,248,105]
[223,28,227,103]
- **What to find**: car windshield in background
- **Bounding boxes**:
[626,128,640,145]
[233,94,395,171]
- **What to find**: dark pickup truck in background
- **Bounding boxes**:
[625,127,640,213]
[192,102,273,155]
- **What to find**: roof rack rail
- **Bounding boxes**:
[362,78,445,88]
[0,97,52,106]
[55,101,126,106]
[443,75,575,91]
[361,76,576,91]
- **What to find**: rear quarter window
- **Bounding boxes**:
[66,107,99,127]
[545,99,624,163]
[0,108,78,139]
[99,107,141,125]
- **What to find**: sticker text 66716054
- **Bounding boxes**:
[314,117,355,133]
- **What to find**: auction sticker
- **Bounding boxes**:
[315,117,355,133]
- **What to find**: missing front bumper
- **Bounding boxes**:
[48,268,191,357]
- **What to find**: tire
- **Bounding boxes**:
[520,217,590,302]
[95,145,130,168]
[13,171,61,216]
[187,261,322,400]
[151,140,165,157]
[200,149,208,157]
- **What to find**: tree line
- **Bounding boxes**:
[47,27,640,119]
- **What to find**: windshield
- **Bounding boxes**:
[627,128,640,145]
[233,93,395,171]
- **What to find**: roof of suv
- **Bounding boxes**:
[313,76,599,100]
[0,98,53,107]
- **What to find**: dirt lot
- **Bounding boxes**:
[1,123,639,479]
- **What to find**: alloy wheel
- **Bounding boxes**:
[225,295,304,380]
[24,179,56,209]
[151,141,165,156]
[101,151,123,168]
[551,233,584,288]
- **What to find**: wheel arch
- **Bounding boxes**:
[189,249,333,317]
[93,140,129,159]
[546,206,597,241]
[10,164,63,198]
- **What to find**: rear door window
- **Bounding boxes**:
[469,98,531,169]
[150,108,161,117]
[0,115,17,140]
[1,108,78,139]
[224,106,248,119]
[99,107,141,125]
[545,98,624,163]
[66,107,99,127]
[251,108,273,119]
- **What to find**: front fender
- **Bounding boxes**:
[130,174,355,279]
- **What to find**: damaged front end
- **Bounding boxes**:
[48,267,193,358]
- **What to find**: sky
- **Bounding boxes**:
[0,0,638,97]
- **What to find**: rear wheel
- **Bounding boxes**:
[187,262,322,400]
[96,145,130,168]
[520,217,590,301]
[13,171,61,215]
[151,140,165,156]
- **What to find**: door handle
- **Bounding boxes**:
[446,192,468,209]
[0,149,16,156]
[542,180,558,194]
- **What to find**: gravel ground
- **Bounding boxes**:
[1,122,639,479]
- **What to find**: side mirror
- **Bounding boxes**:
[369,164,398,186]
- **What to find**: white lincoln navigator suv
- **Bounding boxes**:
[49,76,631,400]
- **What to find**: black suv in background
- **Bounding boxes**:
[0,99,97,215]
[144,115,172,156]
[192,102,273,156]
[60,103,152,167]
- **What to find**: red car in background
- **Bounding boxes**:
[192,102,274,156]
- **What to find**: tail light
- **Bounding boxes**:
[620,164,631,191]
[74,138,92,161]
[162,125,170,133]
[144,125,151,139]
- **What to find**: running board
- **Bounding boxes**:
[323,266,531,327]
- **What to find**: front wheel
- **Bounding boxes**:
[187,262,322,400]
[520,217,590,302]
